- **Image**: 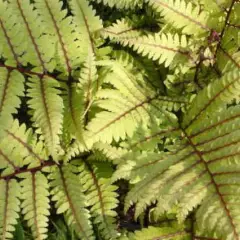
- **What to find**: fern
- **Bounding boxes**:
[21,172,50,240]
[75,160,119,239]
[50,165,94,240]
[0,0,239,239]
[27,76,63,159]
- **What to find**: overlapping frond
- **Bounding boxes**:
[86,61,182,144]
[20,172,50,240]
[50,165,94,240]
[119,68,240,240]
[76,160,118,239]
[27,76,63,159]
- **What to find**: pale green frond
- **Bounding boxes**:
[0,120,47,177]
[111,33,192,67]
[76,160,119,239]
[78,52,98,111]
[85,62,181,144]
[147,0,210,35]
[50,165,94,240]
[0,1,24,67]
[93,142,130,164]
[0,179,21,240]
[62,83,85,144]
[0,68,24,119]
[101,18,143,41]
[7,0,56,72]
[69,0,103,53]
[124,94,240,239]
[183,69,240,131]
[34,0,84,74]
[21,172,50,240]
[27,76,64,159]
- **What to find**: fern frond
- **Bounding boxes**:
[78,52,98,112]
[147,0,210,34]
[91,0,143,9]
[76,160,119,239]
[69,0,103,53]
[62,84,85,144]
[102,18,143,41]
[0,120,47,177]
[93,142,129,164]
[123,69,240,239]
[128,226,190,240]
[183,69,240,130]
[34,0,83,74]
[0,179,21,239]
[8,0,55,72]
[0,68,24,119]
[21,172,50,240]
[27,76,63,159]
[86,62,182,144]
[50,165,94,240]
[5,120,47,166]
[0,0,23,66]
[109,33,192,67]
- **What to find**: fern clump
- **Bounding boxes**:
[0,0,239,239]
